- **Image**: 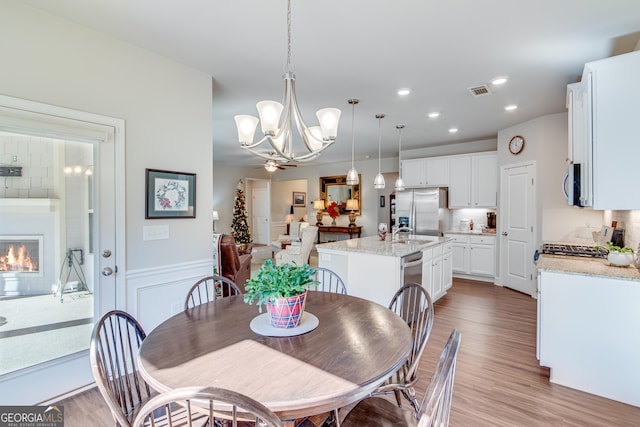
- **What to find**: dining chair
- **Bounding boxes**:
[132,386,284,427]
[341,329,462,427]
[90,310,153,426]
[309,267,347,294]
[184,275,242,310]
[374,282,434,413]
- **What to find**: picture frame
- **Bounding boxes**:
[293,191,306,207]
[380,195,385,207]
[145,168,196,219]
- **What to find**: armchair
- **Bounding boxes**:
[275,225,318,267]
[219,235,252,290]
[271,221,309,252]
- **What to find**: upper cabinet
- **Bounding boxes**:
[449,152,497,208]
[401,157,449,188]
[567,50,640,210]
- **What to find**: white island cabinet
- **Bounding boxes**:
[536,257,640,407]
[316,235,453,307]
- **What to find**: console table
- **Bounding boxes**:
[317,225,362,243]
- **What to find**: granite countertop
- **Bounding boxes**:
[536,254,640,282]
[316,235,452,258]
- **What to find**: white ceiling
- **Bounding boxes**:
[22,0,640,166]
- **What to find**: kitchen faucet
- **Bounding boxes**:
[392,225,413,241]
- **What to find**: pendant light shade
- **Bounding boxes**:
[374,114,386,189]
[394,124,406,191]
[346,99,359,186]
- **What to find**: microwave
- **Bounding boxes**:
[563,163,584,207]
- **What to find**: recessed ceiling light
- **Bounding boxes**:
[448,128,458,133]
[504,104,518,111]
[428,112,440,118]
[397,88,411,96]
[491,77,508,85]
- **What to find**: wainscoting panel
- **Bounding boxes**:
[126,259,212,332]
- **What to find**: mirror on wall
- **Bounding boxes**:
[319,175,361,215]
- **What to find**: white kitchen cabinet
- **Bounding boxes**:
[473,154,498,207]
[421,248,434,299]
[448,157,471,207]
[425,157,449,186]
[566,50,640,209]
[402,158,426,187]
[401,157,449,188]
[537,270,640,407]
[317,237,453,307]
[444,233,495,282]
[448,153,497,208]
[421,244,449,301]
[442,242,453,291]
[469,235,495,276]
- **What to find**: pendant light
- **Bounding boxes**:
[346,99,359,185]
[373,114,386,189]
[394,125,406,191]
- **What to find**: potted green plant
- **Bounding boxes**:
[596,241,636,267]
[244,259,318,328]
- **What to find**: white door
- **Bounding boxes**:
[0,96,123,403]
[499,162,536,296]
[251,185,270,245]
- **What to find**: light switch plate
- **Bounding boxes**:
[143,225,169,240]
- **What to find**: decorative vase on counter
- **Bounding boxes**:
[378,223,388,241]
[607,251,634,267]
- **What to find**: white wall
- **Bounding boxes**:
[0,2,214,274]
[498,113,603,246]
[0,2,218,337]
[212,163,270,235]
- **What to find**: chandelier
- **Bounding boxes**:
[234,0,341,162]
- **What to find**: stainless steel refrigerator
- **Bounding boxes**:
[394,188,448,236]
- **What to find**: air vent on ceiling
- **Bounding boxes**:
[468,84,492,97]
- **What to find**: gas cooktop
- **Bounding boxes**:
[541,243,608,258]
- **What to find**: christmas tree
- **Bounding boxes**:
[231,180,252,244]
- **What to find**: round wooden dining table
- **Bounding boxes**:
[137,291,412,423]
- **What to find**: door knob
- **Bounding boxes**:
[502,232,508,236]
[102,249,112,258]
[102,267,114,276]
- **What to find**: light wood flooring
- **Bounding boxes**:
[57,279,640,426]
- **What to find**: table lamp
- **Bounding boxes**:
[313,199,325,226]
[346,199,359,227]
[212,210,219,232]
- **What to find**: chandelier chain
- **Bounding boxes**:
[287,0,292,71]
[351,102,356,168]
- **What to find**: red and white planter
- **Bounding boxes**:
[266,291,307,328]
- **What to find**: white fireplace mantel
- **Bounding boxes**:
[0,198,59,213]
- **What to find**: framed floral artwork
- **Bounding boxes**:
[145,168,196,219]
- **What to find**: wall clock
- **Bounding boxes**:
[508,135,525,155]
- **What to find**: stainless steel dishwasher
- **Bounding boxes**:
[401,251,423,286]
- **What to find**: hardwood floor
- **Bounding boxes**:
[57,279,640,426]
[415,279,640,426]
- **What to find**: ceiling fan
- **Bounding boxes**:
[263,160,297,172]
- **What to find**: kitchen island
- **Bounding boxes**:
[536,254,640,407]
[316,235,453,307]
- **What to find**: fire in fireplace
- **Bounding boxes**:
[0,236,43,274]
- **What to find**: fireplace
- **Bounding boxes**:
[0,235,44,277]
